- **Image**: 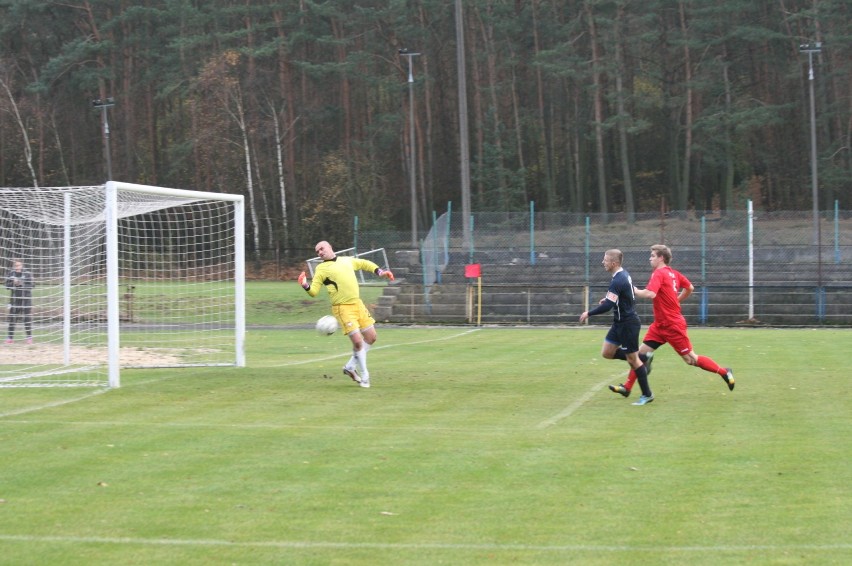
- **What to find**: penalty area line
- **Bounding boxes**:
[537,372,625,429]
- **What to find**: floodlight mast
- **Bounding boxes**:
[399,48,421,248]
[798,42,821,247]
[92,97,115,182]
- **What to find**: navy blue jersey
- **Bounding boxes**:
[588,268,639,323]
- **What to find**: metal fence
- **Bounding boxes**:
[366,203,849,284]
[253,203,852,284]
[360,203,851,326]
[250,203,852,326]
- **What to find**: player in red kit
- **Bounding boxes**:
[608,244,735,397]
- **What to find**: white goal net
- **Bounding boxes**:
[0,181,245,388]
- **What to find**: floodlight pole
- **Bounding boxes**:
[399,49,421,247]
[93,97,115,182]
[455,0,472,249]
[799,43,821,247]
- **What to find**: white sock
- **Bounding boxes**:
[356,347,368,376]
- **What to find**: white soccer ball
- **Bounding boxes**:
[315,315,339,336]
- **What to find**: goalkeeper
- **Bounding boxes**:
[298,241,394,388]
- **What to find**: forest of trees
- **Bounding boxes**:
[0,0,849,253]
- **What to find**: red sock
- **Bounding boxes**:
[696,355,725,376]
[624,369,637,391]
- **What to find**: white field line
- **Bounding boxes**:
[537,368,630,429]
[266,327,481,367]
[0,534,849,553]
[0,388,109,419]
[536,380,607,429]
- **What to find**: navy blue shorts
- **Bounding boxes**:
[604,317,641,353]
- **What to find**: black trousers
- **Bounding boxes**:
[7,304,32,339]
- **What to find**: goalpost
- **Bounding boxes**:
[0,181,245,388]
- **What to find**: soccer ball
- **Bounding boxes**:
[315,315,339,336]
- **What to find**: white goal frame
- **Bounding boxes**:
[0,181,245,388]
[104,182,246,387]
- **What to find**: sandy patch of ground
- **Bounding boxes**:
[0,341,183,367]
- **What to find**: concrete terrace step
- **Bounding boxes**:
[373,277,852,326]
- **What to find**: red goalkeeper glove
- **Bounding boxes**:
[297,271,309,289]
[376,268,395,282]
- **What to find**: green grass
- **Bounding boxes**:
[1,313,850,563]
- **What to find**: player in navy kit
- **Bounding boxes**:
[579,249,653,405]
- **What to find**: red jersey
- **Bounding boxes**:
[645,266,691,325]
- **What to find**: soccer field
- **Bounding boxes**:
[0,326,850,565]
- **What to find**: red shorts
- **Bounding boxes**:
[643,319,693,356]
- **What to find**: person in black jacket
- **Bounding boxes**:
[5,260,34,344]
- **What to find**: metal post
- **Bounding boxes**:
[799,42,821,246]
[529,200,536,265]
[468,214,475,264]
[455,0,472,249]
[700,216,707,324]
[584,217,590,282]
[92,98,115,181]
[835,200,840,264]
[747,200,754,322]
[399,49,421,248]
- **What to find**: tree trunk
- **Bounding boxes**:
[0,77,39,187]
[721,53,734,213]
[476,1,508,209]
[271,103,294,251]
[231,89,261,264]
[273,8,298,252]
[678,0,693,212]
[585,1,608,220]
[531,0,556,209]
[418,3,434,221]
[469,11,486,208]
[510,59,529,203]
[614,1,635,223]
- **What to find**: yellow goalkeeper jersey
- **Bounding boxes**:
[307,256,380,305]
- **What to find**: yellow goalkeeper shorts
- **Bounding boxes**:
[332,300,375,335]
